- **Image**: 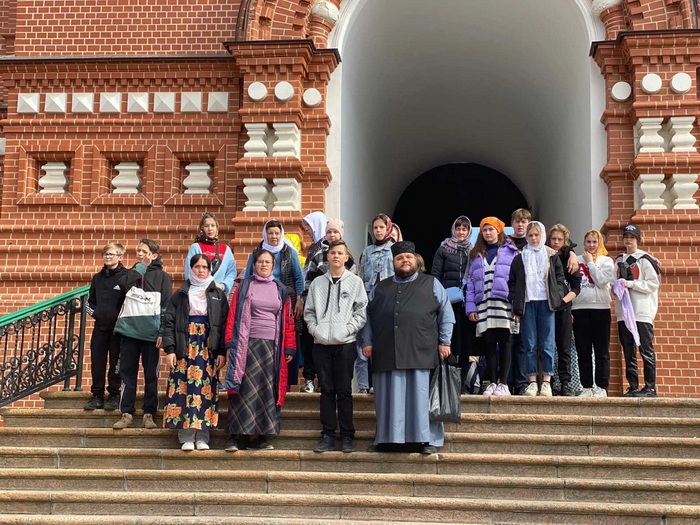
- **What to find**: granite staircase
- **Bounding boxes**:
[0,393,699,524]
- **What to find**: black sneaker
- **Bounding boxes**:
[83,396,104,410]
[358,388,369,394]
[248,437,274,450]
[314,434,335,453]
[623,387,639,397]
[341,436,355,453]
[421,445,437,455]
[104,397,119,411]
[560,384,576,397]
[224,436,238,452]
[636,386,657,398]
[366,444,379,453]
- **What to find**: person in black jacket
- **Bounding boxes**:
[547,224,581,396]
[162,254,228,451]
[84,243,127,411]
[508,222,573,397]
[432,215,474,392]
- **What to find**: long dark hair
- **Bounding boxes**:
[195,212,219,242]
[470,231,506,261]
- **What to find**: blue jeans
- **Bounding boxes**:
[355,343,370,389]
[520,300,555,377]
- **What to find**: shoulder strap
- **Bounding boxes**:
[210,242,222,276]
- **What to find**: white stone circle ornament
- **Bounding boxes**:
[311,0,340,26]
[670,73,692,94]
[248,82,268,102]
[641,74,662,95]
[611,81,632,102]
[302,88,322,107]
[274,81,295,102]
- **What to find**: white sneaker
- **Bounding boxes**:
[482,383,498,396]
[301,380,315,393]
[593,387,607,398]
[523,382,538,397]
[539,382,553,397]
[579,388,594,397]
[195,440,210,450]
[181,442,195,451]
[493,383,511,396]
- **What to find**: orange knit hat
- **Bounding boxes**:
[480,217,505,234]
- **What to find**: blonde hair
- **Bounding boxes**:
[416,253,426,273]
[526,222,542,236]
[511,208,532,222]
[102,242,125,255]
[548,223,571,247]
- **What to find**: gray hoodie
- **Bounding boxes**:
[304,269,368,345]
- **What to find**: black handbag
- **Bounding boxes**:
[429,354,462,424]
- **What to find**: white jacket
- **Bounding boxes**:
[572,254,614,310]
[304,269,368,345]
[614,250,660,324]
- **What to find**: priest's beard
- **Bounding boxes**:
[394,265,418,280]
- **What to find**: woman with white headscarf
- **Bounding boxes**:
[507,221,571,397]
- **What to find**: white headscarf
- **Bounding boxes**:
[262,219,294,254]
[303,211,327,244]
[188,271,214,313]
[522,221,548,291]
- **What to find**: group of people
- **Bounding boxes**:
[83,208,661,455]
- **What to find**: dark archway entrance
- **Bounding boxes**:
[392,163,528,272]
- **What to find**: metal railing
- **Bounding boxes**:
[0,285,90,408]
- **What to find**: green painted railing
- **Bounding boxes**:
[0,286,90,407]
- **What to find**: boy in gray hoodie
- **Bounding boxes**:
[304,240,368,453]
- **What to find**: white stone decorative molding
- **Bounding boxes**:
[242,178,272,211]
[303,88,322,107]
[243,123,272,158]
[635,118,665,153]
[72,93,94,113]
[181,92,203,113]
[127,93,149,113]
[111,162,142,194]
[182,162,212,194]
[274,81,295,102]
[272,123,301,158]
[670,72,692,94]
[153,93,176,113]
[99,93,122,113]
[248,82,268,102]
[44,93,67,113]
[668,116,697,153]
[635,173,668,209]
[207,92,229,112]
[0,138,6,156]
[669,173,699,210]
[17,93,40,114]
[591,0,622,17]
[611,82,632,102]
[271,178,301,211]
[38,162,69,194]
[311,0,340,25]
[640,74,662,95]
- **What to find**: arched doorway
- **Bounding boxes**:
[325,0,607,254]
[392,163,528,270]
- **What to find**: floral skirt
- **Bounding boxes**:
[163,317,219,430]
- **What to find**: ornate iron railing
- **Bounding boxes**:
[0,286,90,408]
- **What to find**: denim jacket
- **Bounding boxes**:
[359,241,395,293]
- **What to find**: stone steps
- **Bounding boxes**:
[3,468,700,505]
[0,490,699,524]
[3,446,700,481]
[0,519,451,525]
[6,406,700,437]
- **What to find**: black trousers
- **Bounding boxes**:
[451,302,477,385]
[300,324,316,382]
[119,335,160,415]
[555,307,573,386]
[482,328,512,384]
[90,326,121,398]
[572,309,611,389]
[618,321,656,390]
[313,342,355,438]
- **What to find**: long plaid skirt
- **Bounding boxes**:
[226,337,281,436]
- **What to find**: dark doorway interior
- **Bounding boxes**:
[392,163,529,272]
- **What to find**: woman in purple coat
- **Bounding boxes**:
[466,217,518,396]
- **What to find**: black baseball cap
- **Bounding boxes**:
[622,224,641,239]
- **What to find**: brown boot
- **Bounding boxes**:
[112,413,133,429]
[142,413,158,429]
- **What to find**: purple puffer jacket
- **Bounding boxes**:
[465,240,519,314]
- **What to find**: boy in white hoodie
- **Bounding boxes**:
[304,240,368,452]
[615,224,661,397]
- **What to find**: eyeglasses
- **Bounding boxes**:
[103,253,121,258]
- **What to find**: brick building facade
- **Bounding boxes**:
[0,0,698,397]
